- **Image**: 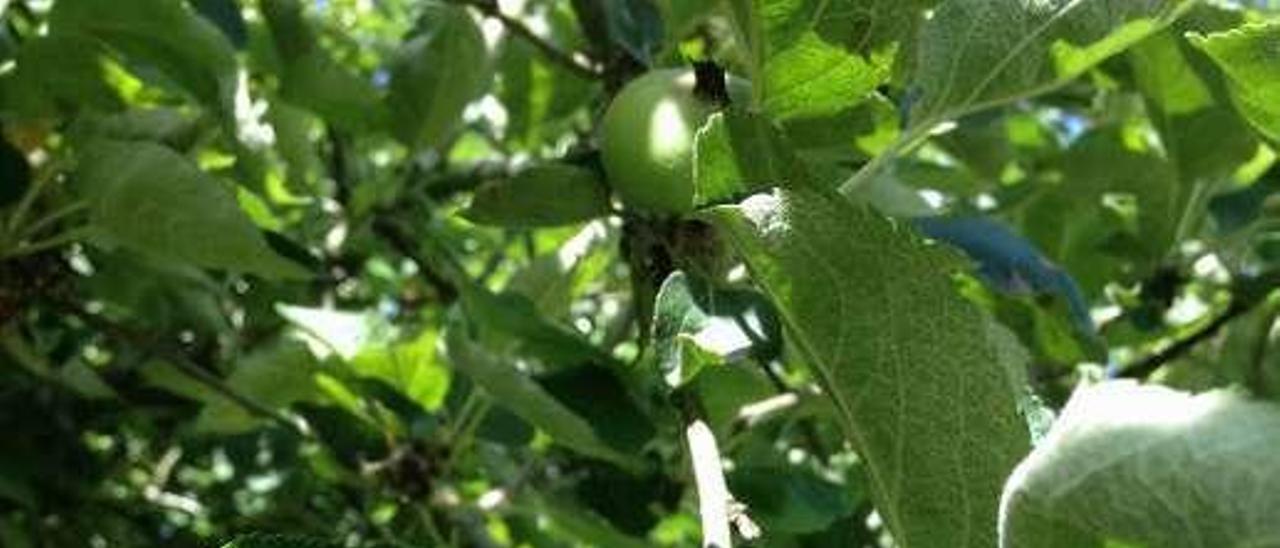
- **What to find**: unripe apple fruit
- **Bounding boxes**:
[600,68,747,215]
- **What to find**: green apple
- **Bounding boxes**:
[600,68,747,215]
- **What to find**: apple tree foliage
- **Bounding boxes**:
[1,0,1280,546]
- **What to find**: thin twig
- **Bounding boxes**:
[1118,300,1250,380]
[18,200,87,240]
[462,0,600,80]
[1118,270,1280,379]
[3,226,93,259]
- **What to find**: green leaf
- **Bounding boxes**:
[537,365,655,455]
[783,92,902,162]
[267,100,323,191]
[350,328,451,412]
[729,465,856,534]
[909,0,1191,131]
[220,534,341,548]
[194,341,320,433]
[526,493,651,548]
[505,221,613,320]
[1016,127,1178,296]
[463,163,610,228]
[50,0,238,113]
[496,32,596,148]
[260,0,387,132]
[76,141,309,279]
[387,1,490,148]
[71,108,200,149]
[86,249,228,333]
[442,326,647,473]
[461,284,617,369]
[1129,11,1258,181]
[650,271,779,389]
[693,109,800,207]
[2,35,124,119]
[1000,381,1280,547]
[1190,21,1280,143]
[704,185,1030,547]
[189,0,248,49]
[761,32,890,122]
[728,0,903,118]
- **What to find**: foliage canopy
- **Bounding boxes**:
[2,0,1280,546]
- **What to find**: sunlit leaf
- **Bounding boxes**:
[351,328,451,412]
[1190,20,1280,143]
[76,141,309,279]
[1001,381,1280,547]
[909,0,1191,131]
[705,185,1030,547]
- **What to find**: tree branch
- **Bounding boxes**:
[1117,269,1280,379]
[461,0,600,80]
[1117,301,1249,379]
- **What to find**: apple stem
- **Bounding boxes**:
[693,61,730,107]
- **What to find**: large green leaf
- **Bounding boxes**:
[442,326,647,473]
[1000,381,1280,547]
[50,0,238,113]
[908,0,1191,131]
[260,0,387,132]
[276,304,449,411]
[76,141,308,279]
[463,163,611,228]
[705,185,1030,547]
[1190,21,1280,144]
[387,1,490,149]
